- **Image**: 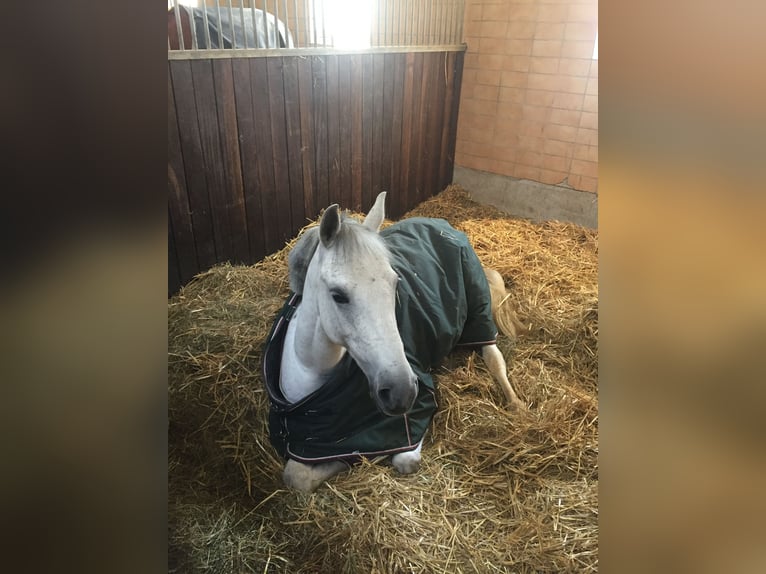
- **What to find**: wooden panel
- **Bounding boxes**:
[361,55,374,211]
[325,55,341,214]
[424,52,445,206]
[350,54,363,211]
[446,50,465,187]
[282,56,307,232]
[388,53,405,219]
[250,58,279,254]
[170,60,217,270]
[167,65,198,283]
[168,210,180,296]
[407,52,424,207]
[399,52,415,214]
[414,51,430,206]
[297,56,316,220]
[232,58,266,263]
[266,58,293,245]
[212,59,250,264]
[168,50,465,295]
[370,54,385,202]
[191,59,232,262]
[379,54,394,213]
[312,56,329,212]
[337,55,353,210]
[439,51,456,191]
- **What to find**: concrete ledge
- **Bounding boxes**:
[453,166,598,229]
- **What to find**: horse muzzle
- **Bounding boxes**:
[372,369,419,416]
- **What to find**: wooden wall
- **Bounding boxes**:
[168,50,465,295]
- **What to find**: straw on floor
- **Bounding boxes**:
[168,185,598,573]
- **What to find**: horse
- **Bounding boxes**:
[262,192,526,492]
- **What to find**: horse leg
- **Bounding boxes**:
[391,436,424,474]
[283,459,347,493]
[481,344,526,411]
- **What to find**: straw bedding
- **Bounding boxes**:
[168,185,598,573]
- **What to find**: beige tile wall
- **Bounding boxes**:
[456,0,598,192]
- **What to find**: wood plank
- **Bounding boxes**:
[297,56,316,221]
[250,58,279,254]
[424,51,445,200]
[350,54,363,211]
[446,50,465,187]
[312,56,329,213]
[399,52,415,215]
[337,55,353,210]
[379,54,394,215]
[325,55,342,208]
[167,63,199,283]
[231,58,266,263]
[388,53,405,219]
[282,56,307,232]
[190,58,232,262]
[169,60,217,270]
[267,57,293,246]
[414,51,432,205]
[212,58,250,264]
[406,52,424,210]
[168,209,181,296]
[439,51,456,191]
[360,54,374,211]
[370,54,385,203]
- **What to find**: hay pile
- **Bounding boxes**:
[168,185,598,573]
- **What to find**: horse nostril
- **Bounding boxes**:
[377,387,392,404]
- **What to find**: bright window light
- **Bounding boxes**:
[592,32,598,59]
[324,0,373,49]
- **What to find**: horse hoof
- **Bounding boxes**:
[511,398,527,412]
[283,459,320,493]
[392,451,421,475]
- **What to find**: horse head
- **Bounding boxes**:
[289,192,418,416]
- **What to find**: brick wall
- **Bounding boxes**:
[456,0,598,193]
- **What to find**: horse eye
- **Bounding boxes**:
[330,289,350,305]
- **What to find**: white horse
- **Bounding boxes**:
[264,192,525,492]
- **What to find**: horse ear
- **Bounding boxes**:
[319,204,341,246]
[363,191,387,232]
[288,227,320,294]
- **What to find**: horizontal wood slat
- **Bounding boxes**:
[168,51,464,295]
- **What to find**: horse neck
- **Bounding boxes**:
[292,298,346,371]
[280,294,346,402]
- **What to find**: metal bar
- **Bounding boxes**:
[392,0,398,45]
[215,1,224,49]
[274,0,280,48]
[439,0,446,45]
[282,0,289,48]
[239,0,248,49]
[369,1,374,48]
[427,0,432,44]
[264,0,271,48]
[457,0,464,43]
[173,1,185,50]
[227,0,236,48]
[321,0,327,48]
[167,44,468,61]
[415,1,425,46]
[255,0,258,48]
[311,0,317,47]
[449,0,456,45]
[202,1,212,49]
[382,0,386,46]
[189,4,199,49]
[407,0,412,45]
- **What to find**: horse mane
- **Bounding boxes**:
[288,213,390,294]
